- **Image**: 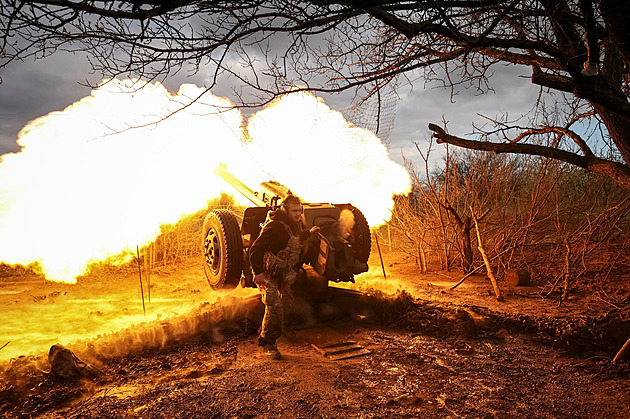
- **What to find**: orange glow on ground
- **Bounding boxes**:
[0,258,257,363]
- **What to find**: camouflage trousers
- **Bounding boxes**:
[257,271,295,346]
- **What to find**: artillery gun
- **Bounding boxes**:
[203,164,371,290]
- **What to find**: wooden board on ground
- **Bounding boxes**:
[294,326,371,361]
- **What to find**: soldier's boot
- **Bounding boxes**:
[261,343,282,360]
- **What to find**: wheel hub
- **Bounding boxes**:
[204,228,220,275]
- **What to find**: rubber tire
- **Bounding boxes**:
[350,206,371,263]
[202,209,243,290]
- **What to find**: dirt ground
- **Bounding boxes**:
[1,250,629,418]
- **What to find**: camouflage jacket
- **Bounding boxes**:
[249,208,310,276]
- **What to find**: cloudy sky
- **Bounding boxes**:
[0,49,541,169]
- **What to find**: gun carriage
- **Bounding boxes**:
[203,164,371,290]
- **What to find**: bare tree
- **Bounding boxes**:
[2,1,630,187]
[396,142,524,274]
[393,147,630,298]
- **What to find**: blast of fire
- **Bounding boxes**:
[0,79,410,283]
[245,92,411,224]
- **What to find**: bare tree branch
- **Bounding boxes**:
[429,123,630,190]
[2,1,630,188]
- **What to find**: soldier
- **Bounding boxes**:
[249,194,320,359]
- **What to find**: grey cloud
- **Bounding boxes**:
[0,53,93,155]
[387,65,540,169]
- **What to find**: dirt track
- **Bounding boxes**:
[1,253,630,418]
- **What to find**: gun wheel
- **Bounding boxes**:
[203,209,243,290]
[351,206,371,263]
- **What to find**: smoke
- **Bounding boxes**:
[0,79,250,282]
[0,79,410,283]
[245,92,411,225]
[338,209,355,239]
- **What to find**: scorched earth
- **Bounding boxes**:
[1,249,629,418]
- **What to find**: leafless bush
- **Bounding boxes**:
[144,193,243,268]
[392,144,630,297]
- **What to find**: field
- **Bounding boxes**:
[1,248,629,418]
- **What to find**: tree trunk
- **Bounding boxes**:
[600,0,630,68]
[593,104,630,166]
[562,240,572,301]
[461,220,474,274]
[473,216,503,301]
[418,243,428,273]
[436,206,450,271]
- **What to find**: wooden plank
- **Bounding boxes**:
[295,326,371,361]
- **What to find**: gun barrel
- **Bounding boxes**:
[215,163,266,207]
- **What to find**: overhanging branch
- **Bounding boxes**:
[428,123,630,189]
[531,68,575,93]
